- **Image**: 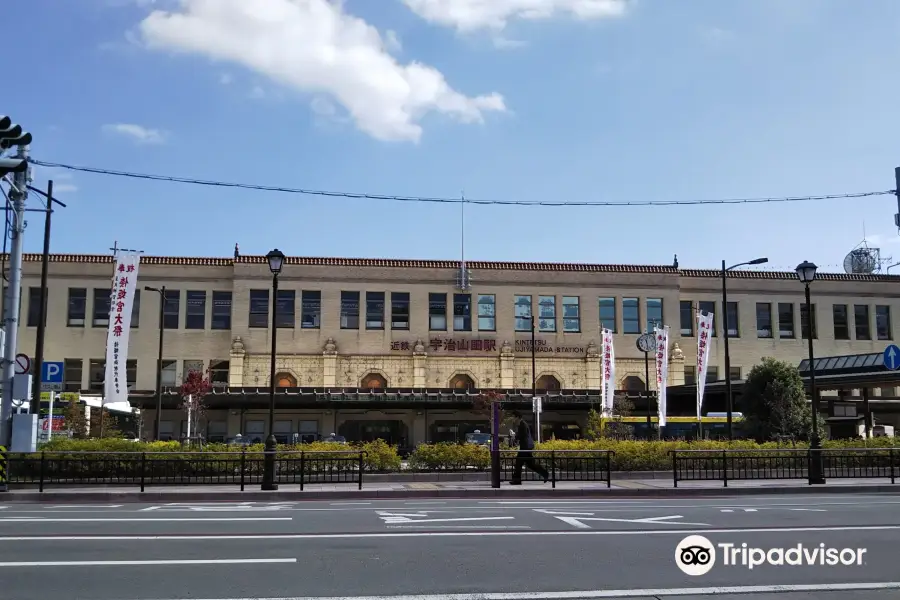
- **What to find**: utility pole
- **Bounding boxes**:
[894,167,900,234]
[0,116,32,447]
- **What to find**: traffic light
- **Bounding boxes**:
[0,158,27,177]
[0,117,31,149]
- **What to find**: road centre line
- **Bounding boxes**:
[0,558,297,567]
[129,581,900,599]
[3,523,900,541]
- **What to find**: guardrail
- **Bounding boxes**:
[5,450,367,492]
[498,449,614,488]
[669,448,898,487]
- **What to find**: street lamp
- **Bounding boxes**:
[795,260,825,485]
[261,248,285,491]
[144,286,167,441]
[722,257,768,440]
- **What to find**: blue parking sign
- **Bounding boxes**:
[41,361,64,383]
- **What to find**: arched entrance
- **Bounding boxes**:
[275,372,297,387]
[535,374,561,391]
[623,375,645,392]
[449,373,476,390]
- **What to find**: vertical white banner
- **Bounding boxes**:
[104,251,141,406]
[601,328,616,416]
[655,325,669,427]
[696,311,714,421]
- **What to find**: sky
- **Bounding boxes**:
[5,0,900,273]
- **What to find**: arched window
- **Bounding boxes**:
[361,373,388,389]
[275,372,297,388]
[623,375,645,392]
[535,374,561,391]
[449,373,476,390]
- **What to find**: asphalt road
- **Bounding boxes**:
[1,494,900,600]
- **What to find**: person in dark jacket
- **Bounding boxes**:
[510,411,549,485]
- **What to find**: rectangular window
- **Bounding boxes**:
[646,298,663,331]
[706,366,719,383]
[301,291,321,329]
[698,301,716,335]
[684,365,696,386]
[131,288,140,328]
[209,360,229,386]
[391,292,409,330]
[477,294,496,331]
[562,296,580,332]
[126,359,137,388]
[514,295,532,332]
[876,305,892,340]
[855,304,871,340]
[63,358,82,392]
[429,293,447,330]
[800,303,817,339]
[88,359,105,392]
[622,298,640,334]
[680,300,693,336]
[453,293,472,331]
[778,303,794,338]
[207,421,227,443]
[183,360,204,380]
[248,290,269,328]
[211,291,232,330]
[276,290,295,328]
[185,290,206,329]
[27,287,45,328]
[341,291,360,329]
[538,295,556,332]
[833,304,849,340]
[729,366,742,381]
[92,287,111,327]
[163,289,180,329]
[161,360,177,387]
[366,291,385,330]
[599,297,616,333]
[67,288,86,327]
[725,301,739,338]
[756,303,772,338]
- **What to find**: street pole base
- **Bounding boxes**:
[261,482,279,491]
[808,477,826,485]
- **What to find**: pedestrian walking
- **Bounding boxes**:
[510,411,549,485]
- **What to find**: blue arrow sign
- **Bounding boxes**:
[884,345,900,370]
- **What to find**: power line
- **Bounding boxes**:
[30,158,895,208]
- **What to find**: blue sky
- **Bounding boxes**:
[5,0,900,272]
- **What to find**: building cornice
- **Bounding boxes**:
[8,253,900,282]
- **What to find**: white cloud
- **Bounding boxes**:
[219,73,233,85]
[492,36,527,49]
[384,30,403,53]
[402,0,629,32]
[102,123,167,144]
[53,183,79,194]
[137,0,505,143]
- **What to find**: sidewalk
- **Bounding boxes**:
[2,477,898,502]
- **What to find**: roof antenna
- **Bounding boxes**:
[456,192,471,290]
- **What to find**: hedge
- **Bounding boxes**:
[19,437,900,474]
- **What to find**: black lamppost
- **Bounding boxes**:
[261,248,285,491]
[722,257,768,440]
[796,260,825,485]
[144,285,167,441]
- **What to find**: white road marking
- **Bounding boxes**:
[385,525,531,529]
[141,503,296,512]
[330,502,371,506]
[0,558,297,567]
[534,509,708,529]
[379,515,515,525]
[136,581,900,599]
[45,505,123,509]
[0,517,293,523]
[5,523,899,541]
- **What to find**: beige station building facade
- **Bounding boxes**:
[8,251,900,446]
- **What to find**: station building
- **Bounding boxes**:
[8,251,900,446]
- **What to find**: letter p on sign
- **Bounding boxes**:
[41,361,64,392]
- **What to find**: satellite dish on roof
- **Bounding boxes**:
[843,247,878,274]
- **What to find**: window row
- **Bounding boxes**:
[678,300,892,341]
[56,358,230,392]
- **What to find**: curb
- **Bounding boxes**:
[3,485,899,503]
[364,470,673,482]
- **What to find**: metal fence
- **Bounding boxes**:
[670,448,898,487]
[5,450,367,492]
[498,449,614,488]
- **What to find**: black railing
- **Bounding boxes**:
[497,450,613,488]
[6,450,367,492]
[670,448,898,487]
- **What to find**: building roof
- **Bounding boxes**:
[8,252,900,281]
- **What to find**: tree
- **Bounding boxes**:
[738,357,824,443]
[585,396,636,440]
[472,390,516,443]
[63,401,87,439]
[89,407,120,438]
[179,369,213,444]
